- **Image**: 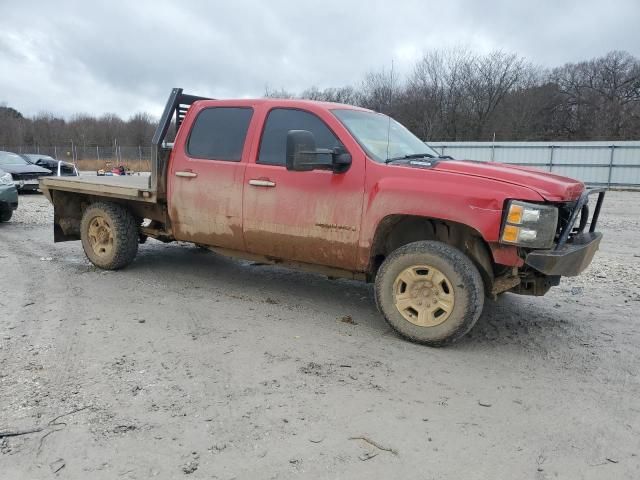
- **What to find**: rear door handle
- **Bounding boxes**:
[175,171,198,178]
[248,179,276,187]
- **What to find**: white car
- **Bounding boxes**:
[21,153,79,177]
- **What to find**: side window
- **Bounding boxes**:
[187,107,253,161]
[258,109,342,165]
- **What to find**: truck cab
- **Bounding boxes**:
[40,88,605,346]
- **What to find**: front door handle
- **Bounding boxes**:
[175,171,198,178]
[248,179,276,187]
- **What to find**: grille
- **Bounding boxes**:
[13,172,51,181]
[555,199,595,244]
[556,202,576,238]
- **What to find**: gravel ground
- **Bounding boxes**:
[1,191,639,479]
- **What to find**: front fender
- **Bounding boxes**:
[358,171,543,270]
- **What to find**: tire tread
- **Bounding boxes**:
[374,240,484,346]
[80,202,138,270]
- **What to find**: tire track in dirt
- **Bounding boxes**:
[0,227,94,448]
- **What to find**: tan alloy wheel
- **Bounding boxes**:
[87,215,114,258]
[392,265,455,327]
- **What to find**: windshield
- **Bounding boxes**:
[24,154,55,162]
[332,109,439,163]
[0,151,29,166]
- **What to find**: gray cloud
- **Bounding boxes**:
[1,0,638,118]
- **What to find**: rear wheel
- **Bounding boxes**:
[80,202,138,270]
[374,241,484,346]
[0,210,12,222]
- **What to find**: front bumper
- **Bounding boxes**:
[525,188,605,277]
[525,232,602,276]
[15,180,41,191]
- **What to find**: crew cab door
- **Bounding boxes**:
[242,107,365,271]
[168,104,255,249]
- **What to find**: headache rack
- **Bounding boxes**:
[150,87,213,198]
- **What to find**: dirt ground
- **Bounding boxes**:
[1,191,639,480]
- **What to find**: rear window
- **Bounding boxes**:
[0,151,29,166]
[187,107,253,161]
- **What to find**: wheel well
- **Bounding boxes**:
[369,215,495,289]
[49,190,168,242]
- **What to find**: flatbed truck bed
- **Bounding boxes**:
[40,175,157,203]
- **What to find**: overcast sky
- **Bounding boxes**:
[1,0,638,118]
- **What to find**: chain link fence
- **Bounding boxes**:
[1,145,153,172]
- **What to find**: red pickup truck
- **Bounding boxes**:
[41,88,605,346]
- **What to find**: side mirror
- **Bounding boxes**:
[286,130,351,173]
[332,146,352,173]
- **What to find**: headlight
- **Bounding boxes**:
[500,200,558,249]
[0,172,13,185]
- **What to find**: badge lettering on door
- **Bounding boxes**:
[315,223,357,232]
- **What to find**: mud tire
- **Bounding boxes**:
[80,202,138,270]
[375,240,484,346]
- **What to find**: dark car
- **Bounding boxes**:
[0,151,52,192]
[22,153,79,177]
[0,167,19,222]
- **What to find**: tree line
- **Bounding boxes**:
[0,108,156,151]
[268,49,640,141]
[1,49,638,150]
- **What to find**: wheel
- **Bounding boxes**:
[0,210,12,222]
[80,202,138,270]
[374,241,484,346]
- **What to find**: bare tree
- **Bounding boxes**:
[462,51,531,139]
[128,113,156,146]
[407,47,472,140]
[0,105,25,147]
[300,86,361,105]
[263,85,296,99]
[359,66,401,115]
[551,51,640,139]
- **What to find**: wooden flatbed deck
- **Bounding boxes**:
[40,175,157,203]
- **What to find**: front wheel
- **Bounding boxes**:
[80,202,139,270]
[0,210,12,222]
[375,241,484,346]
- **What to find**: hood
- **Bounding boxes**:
[432,160,584,201]
[1,164,52,175]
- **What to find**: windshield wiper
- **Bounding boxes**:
[385,153,435,164]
